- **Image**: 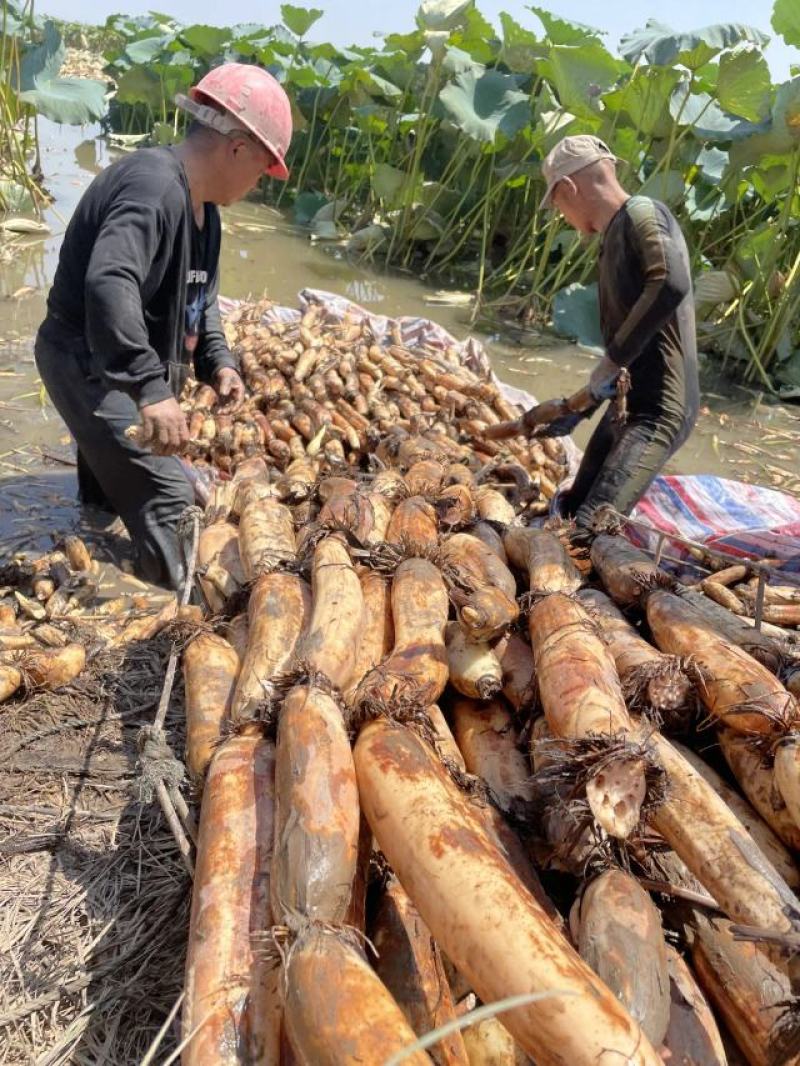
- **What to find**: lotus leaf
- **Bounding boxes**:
[179,25,230,58]
[438,68,530,143]
[280,5,323,38]
[293,191,328,224]
[772,0,800,48]
[620,19,769,69]
[694,270,738,305]
[717,44,772,122]
[499,13,544,74]
[670,79,767,141]
[528,7,603,46]
[0,180,35,213]
[17,22,108,125]
[602,66,680,137]
[552,282,603,349]
[773,77,800,140]
[638,169,685,205]
[539,42,623,120]
[417,0,471,33]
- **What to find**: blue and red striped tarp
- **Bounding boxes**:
[633,475,800,568]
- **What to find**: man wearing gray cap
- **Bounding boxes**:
[531,134,699,527]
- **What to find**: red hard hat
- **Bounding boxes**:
[190,62,292,181]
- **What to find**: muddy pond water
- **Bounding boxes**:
[1,120,798,556]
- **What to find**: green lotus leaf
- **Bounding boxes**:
[717,44,772,122]
[670,79,767,141]
[280,4,323,38]
[539,41,623,120]
[438,67,530,143]
[499,12,545,74]
[734,222,780,281]
[602,66,681,136]
[772,0,800,48]
[751,156,796,201]
[0,179,35,214]
[179,24,230,58]
[620,19,768,69]
[372,163,414,207]
[293,191,329,224]
[685,182,725,222]
[448,6,500,64]
[123,33,176,65]
[637,169,686,205]
[17,22,108,125]
[695,146,729,182]
[528,7,603,46]
[552,282,603,349]
[442,46,483,77]
[773,76,800,141]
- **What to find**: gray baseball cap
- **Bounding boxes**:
[541,134,618,207]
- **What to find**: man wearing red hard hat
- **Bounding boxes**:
[35,64,292,588]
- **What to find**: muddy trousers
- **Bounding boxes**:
[559,407,689,529]
[34,331,193,590]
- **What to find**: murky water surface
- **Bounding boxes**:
[1,121,798,553]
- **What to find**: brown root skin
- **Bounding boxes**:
[434,483,477,529]
[647,590,798,734]
[685,910,800,1066]
[680,588,785,673]
[661,945,727,1066]
[718,726,800,852]
[355,558,449,711]
[183,732,280,1066]
[343,570,394,706]
[529,592,633,738]
[386,496,440,554]
[296,534,364,692]
[772,738,800,838]
[590,534,670,608]
[451,697,535,823]
[494,631,536,715]
[649,732,800,932]
[0,662,23,703]
[183,631,240,780]
[458,589,520,643]
[272,684,360,927]
[284,926,432,1066]
[445,623,503,701]
[371,878,469,1066]
[671,738,800,892]
[504,527,581,597]
[20,642,86,691]
[355,718,662,1066]
[577,869,671,1048]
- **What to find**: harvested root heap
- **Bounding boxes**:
[155,297,570,505]
[0,535,193,707]
[179,411,800,1064]
[9,301,800,1064]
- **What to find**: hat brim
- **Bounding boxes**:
[541,152,620,209]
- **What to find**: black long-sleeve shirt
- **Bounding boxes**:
[599,195,699,439]
[40,146,236,408]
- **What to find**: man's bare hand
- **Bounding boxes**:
[140,396,190,454]
[215,367,245,409]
